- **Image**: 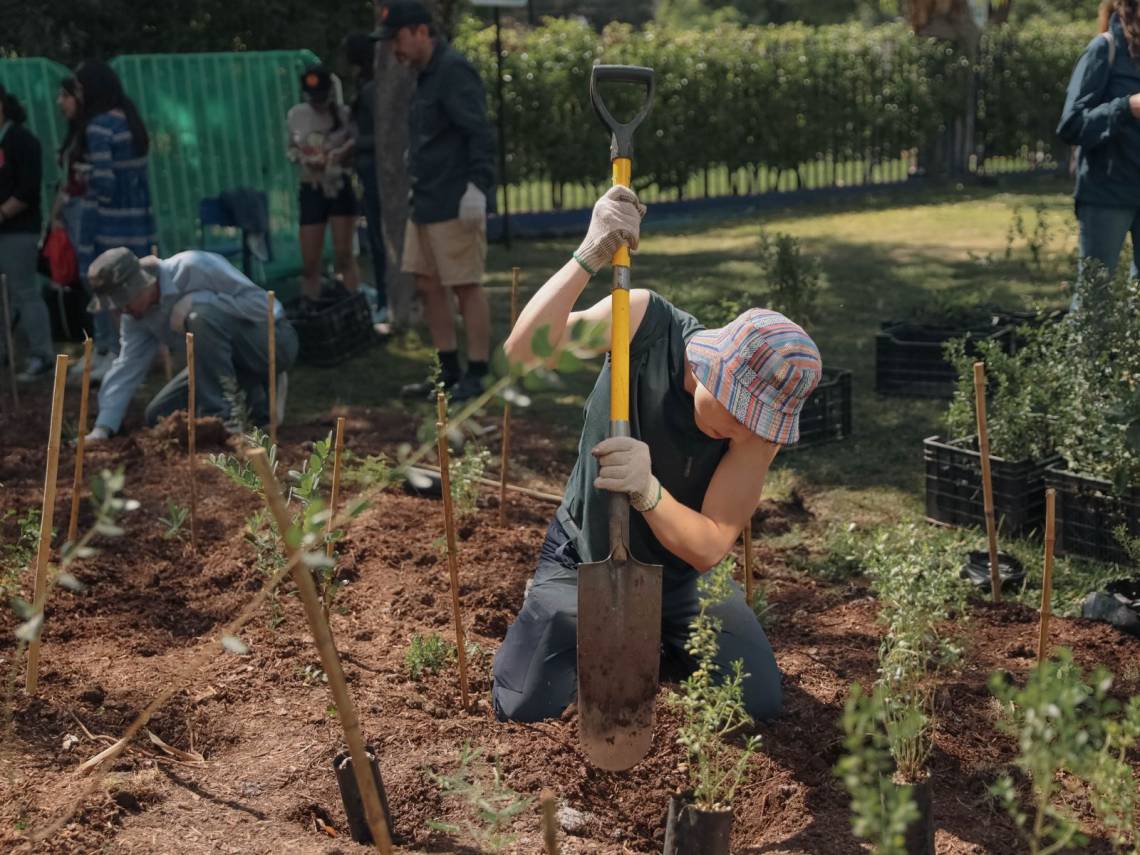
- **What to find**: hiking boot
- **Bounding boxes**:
[16,355,52,383]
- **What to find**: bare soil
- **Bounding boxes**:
[2,390,1138,854]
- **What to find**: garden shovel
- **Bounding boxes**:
[577,64,661,772]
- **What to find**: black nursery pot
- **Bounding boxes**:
[663,792,732,855]
[960,550,1026,593]
[899,775,935,855]
[333,747,393,844]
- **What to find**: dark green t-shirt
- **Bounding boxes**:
[556,291,729,583]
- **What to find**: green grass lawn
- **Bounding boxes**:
[284,174,1121,614]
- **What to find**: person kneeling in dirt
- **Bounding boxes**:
[491,187,821,724]
[82,247,299,442]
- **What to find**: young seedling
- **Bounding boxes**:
[499,266,520,526]
[186,332,199,552]
[247,449,393,854]
[1,274,18,409]
[436,392,471,708]
[26,354,70,694]
[427,742,533,852]
[667,557,761,811]
[1,509,41,597]
[404,632,456,680]
[1037,489,1056,664]
[451,444,491,518]
[267,290,277,447]
[973,361,1001,602]
[160,501,190,540]
[66,336,94,546]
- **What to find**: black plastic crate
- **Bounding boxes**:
[286,291,375,367]
[924,435,1060,536]
[875,321,1015,398]
[789,368,852,450]
[1044,466,1140,565]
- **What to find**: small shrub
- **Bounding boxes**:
[758,231,824,328]
[159,501,189,540]
[450,444,491,517]
[405,633,456,680]
[426,742,533,852]
[341,450,397,492]
[1,509,41,596]
[668,557,761,811]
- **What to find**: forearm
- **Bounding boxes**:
[642,489,736,573]
[503,258,591,365]
[0,197,28,219]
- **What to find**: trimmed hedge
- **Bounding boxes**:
[455,18,1091,198]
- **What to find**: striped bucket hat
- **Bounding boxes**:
[686,309,821,445]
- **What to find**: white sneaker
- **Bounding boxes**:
[275,372,287,427]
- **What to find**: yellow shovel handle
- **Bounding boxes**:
[610,156,632,424]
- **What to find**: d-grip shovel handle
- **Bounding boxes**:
[589,65,656,162]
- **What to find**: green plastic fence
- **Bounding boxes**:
[0,58,72,223]
[112,51,320,286]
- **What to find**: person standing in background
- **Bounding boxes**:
[287,65,361,302]
[0,84,54,382]
[346,33,388,325]
[65,61,157,384]
[375,0,496,403]
[1058,0,1140,298]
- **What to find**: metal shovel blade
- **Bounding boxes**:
[577,551,663,771]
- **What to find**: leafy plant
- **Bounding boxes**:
[159,501,189,540]
[208,427,277,492]
[341,450,397,492]
[404,633,456,680]
[426,742,533,852]
[989,649,1140,855]
[1005,202,1059,280]
[449,444,491,518]
[668,557,761,811]
[1,508,41,597]
[757,231,824,328]
[835,683,919,855]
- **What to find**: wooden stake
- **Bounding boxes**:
[26,354,70,694]
[540,789,559,855]
[187,333,199,553]
[247,449,393,854]
[437,391,471,709]
[326,416,346,559]
[973,362,1002,603]
[267,291,277,447]
[67,337,94,546]
[2,274,18,410]
[1037,489,1056,664]
[743,522,755,606]
[498,267,521,527]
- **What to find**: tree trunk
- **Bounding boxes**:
[371,1,461,328]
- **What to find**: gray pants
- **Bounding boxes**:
[0,232,54,363]
[145,303,299,426]
[491,519,783,723]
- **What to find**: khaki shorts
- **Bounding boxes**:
[401,218,487,287]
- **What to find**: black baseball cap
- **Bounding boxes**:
[301,65,333,99]
[371,0,433,41]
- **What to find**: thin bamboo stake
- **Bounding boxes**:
[187,333,199,553]
[498,267,521,526]
[540,789,559,855]
[26,354,70,694]
[247,449,393,853]
[973,362,1002,602]
[267,291,277,447]
[326,416,346,559]
[743,522,755,606]
[417,464,563,504]
[1037,489,1056,664]
[437,391,471,709]
[66,337,94,546]
[2,274,19,409]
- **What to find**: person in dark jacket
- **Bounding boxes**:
[1058,0,1140,295]
[0,84,54,382]
[374,0,497,403]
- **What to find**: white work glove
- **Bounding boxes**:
[573,185,646,276]
[85,426,111,444]
[592,436,662,513]
[458,182,487,227]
